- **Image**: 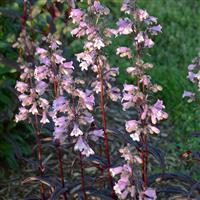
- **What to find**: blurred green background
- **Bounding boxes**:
[0,0,200,180]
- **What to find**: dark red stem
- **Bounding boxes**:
[98,64,116,198]
[35,115,46,200]
[80,153,87,200]
[57,146,68,200]
[137,46,148,188]
[21,0,27,31]
[144,135,148,186]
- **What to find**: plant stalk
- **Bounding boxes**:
[54,78,67,200]
[80,153,87,200]
[98,63,116,198]
[35,115,46,200]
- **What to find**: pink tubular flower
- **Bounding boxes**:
[70,124,84,137]
[78,89,95,111]
[15,81,28,93]
[70,9,85,24]
[135,32,145,43]
[135,9,149,21]
[110,166,123,177]
[74,136,94,157]
[144,36,154,48]
[121,0,131,14]
[88,0,110,16]
[149,25,162,34]
[36,47,47,55]
[117,18,133,35]
[34,65,49,81]
[149,100,168,124]
[53,96,67,113]
[116,47,132,59]
[40,111,49,124]
[111,146,142,199]
[60,61,74,75]
[139,188,157,200]
[15,107,29,122]
[125,120,139,133]
[35,81,48,95]
[183,91,195,102]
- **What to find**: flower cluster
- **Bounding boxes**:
[107,0,167,198]
[110,146,141,199]
[16,34,103,157]
[107,0,167,142]
[110,146,157,199]
[70,1,121,102]
[183,52,200,102]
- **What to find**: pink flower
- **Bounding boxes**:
[123,84,138,92]
[187,71,196,82]
[34,65,49,81]
[60,61,74,75]
[93,37,105,49]
[53,53,66,64]
[93,0,110,15]
[49,40,61,50]
[89,129,104,138]
[113,176,129,197]
[125,120,139,133]
[149,25,162,34]
[149,100,168,124]
[36,47,47,55]
[79,111,94,125]
[38,98,49,109]
[18,94,33,106]
[117,18,133,35]
[105,28,119,37]
[15,81,28,93]
[89,129,104,141]
[79,61,90,71]
[40,111,49,124]
[74,136,94,157]
[144,188,157,200]
[110,166,123,177]
[29,103,38,115]
[146,16,157,24]
[135,32,144,43]
[54,116,67,127]
[53,96,66,112]
[144,37,154,48]
[70,9,85,24]
[126,67,137,76]
[182,91,195,102]
[135,9,149,21]
[54,127,66,142]
[78,90,95,111]
[148,125,160,134]
[188,64,196,71]
[70,124,84,137]
[35,81,48,95]
[108,87,121,101]
[116,47,132,59]
[130,131,140,141]
[15,107,29,122]
[121,0,131,14]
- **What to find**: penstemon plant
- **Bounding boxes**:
[14,0,200,199]
[106,0,168,199]
[70,0,121,196]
